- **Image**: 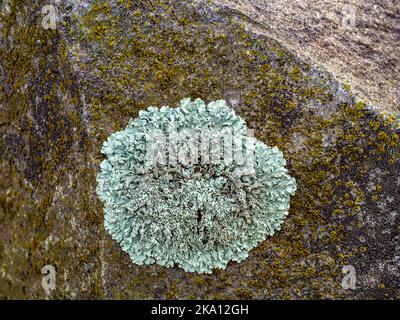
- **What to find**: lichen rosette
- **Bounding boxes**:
[96,98,296,273]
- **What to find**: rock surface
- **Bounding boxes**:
[0,0,399,299]
[217,0,400,112]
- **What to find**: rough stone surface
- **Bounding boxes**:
[216,0,400,112]
[0,0,399,299]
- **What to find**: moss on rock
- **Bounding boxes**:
[1,0,399,299]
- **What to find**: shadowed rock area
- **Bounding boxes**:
[0,0,399,299]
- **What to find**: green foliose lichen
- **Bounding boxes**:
[96,98,296,273]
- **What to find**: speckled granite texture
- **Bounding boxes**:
[0,0,399,299]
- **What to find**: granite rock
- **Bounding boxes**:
[0,0,399,299]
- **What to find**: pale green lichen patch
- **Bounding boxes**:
[97,98,296,273]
